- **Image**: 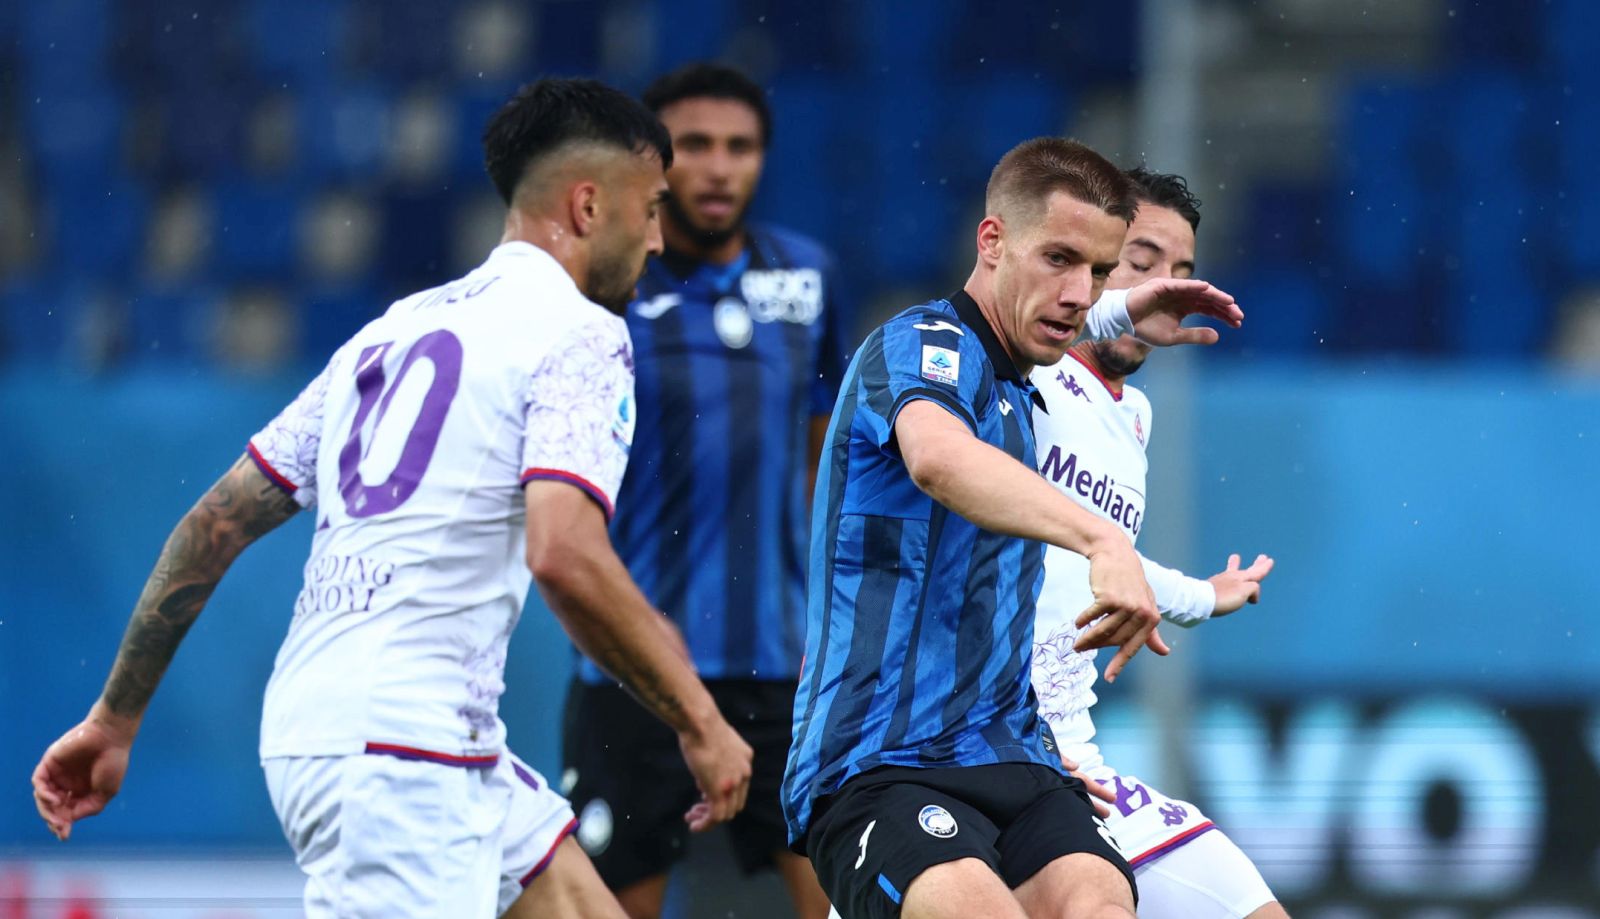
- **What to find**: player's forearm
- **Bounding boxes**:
[532,545,719,738]
[1139,553,1216,627]
[97,456,300,731]
[908,426,1125,557]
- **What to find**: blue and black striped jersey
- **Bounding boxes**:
[578,224,851,684]
[782,290,1064,843]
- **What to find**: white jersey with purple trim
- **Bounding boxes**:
[1029,348,1157,766]
[250,241,634,765]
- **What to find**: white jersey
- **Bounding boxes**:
[1029,348,1213,773]
[250,242,635,766]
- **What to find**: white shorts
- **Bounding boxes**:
[264,749,576,919]
[1093,769,1276,918]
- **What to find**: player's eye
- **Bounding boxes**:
[1128,262,1152,273]
[1046,252,1067,266]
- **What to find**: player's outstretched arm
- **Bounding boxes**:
[1123,277,1243,347]
[33,455,300,840]
[524,482,753,831]
[895,400,1168,681]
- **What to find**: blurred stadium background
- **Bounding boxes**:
[2,0,1598,916]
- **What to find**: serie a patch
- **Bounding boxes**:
[921,345,960,385]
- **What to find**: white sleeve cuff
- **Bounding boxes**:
[1080,289,1134,342]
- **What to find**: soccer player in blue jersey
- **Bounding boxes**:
[784,138,1243,919]
[561,63,847,919]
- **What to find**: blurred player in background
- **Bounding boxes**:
[786,137,1243,919]
[1029,167,1284,918]
[560,62,847,919]
[31,78,752,919]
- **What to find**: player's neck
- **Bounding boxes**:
[962,270,1031,377]
[499,212,589,289]
[1068,343,1125,395]
[662,214,746,266]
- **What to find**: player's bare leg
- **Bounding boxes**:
[609,874,669,919]
[901,858,1027,919]
[1013,852,1136,919]
[774,849,832,919]
[1247,904,1291,919]
[503,838,628,919]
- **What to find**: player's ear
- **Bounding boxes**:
[977,215,1005,267]
[568,181,601,238]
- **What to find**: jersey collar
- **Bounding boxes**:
[1066,348,1124,402]
[949,289,1047,411]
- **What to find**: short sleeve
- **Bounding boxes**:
[809,256,855,417]
[856,311,983,450]
[248,363,332,508]
[520,318,635,520]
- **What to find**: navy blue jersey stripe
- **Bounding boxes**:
[722,338,763,673]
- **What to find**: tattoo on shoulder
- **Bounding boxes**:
[101,455,301,718]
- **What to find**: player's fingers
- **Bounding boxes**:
[1226,553,1241,572]
[684,800,712,832]
[1147,626,1171,656]
[1247,555,1276,580]
[1077,772,1116,805]
[1101,643,1139,683]
[1074,600,1112,630]
[1247,582,1262,604]
[1072,612,1126,651]
[1171,326,1220,347]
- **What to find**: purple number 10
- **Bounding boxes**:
[338,329,463,517]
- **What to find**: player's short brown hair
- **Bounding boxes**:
[985,138,1137,228]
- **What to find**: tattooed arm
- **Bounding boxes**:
[523,481,752,831]
[32,456,300,840]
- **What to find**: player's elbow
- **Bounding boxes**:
[903,445,952,500]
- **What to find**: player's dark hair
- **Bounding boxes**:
[986,138,1137,225]
[641,62,772,146]
[482,77,673,205]
[1124,166,1202,231]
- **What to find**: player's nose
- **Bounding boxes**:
[1058,266,1094,311]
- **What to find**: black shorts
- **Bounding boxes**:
[561,677,795,888]
[804,763,1136,919]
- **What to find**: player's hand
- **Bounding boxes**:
[678,716,752,832]
[1124,278,1242,347]
[1062,754,1114,818]
[1073,539,1168,683]
[32,712,136,841]
[1207,553,1275,617]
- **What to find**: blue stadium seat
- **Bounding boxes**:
[1443,0,1541,67]
[1244,185,1326,264]
[1207,269,1328,357]
[161,83,254,180]
[1444,184,1548,356]
[534,0,603,73]
[759,76,847,240]
[43,181,151,281]
[1443,71,1532,183]
[244,0,348,87]
[949,74,1068,179]
[24,88,125,192]
[212,179,302,280]
[299,281,384,361]
[297,83,394,181]
[1333,79,1427,286]
[0,275,91,366]
[351,0,451,81]
[1544,0,1600,78]
[126,283,215,365]
[18,0,111,91]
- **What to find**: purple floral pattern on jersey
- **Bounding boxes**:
[1031,623,1101,727]
[522,319,635,514]
[250,363,333,508]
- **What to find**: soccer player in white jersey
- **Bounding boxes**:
[31,78,753,919]
[1030,168,1283,918]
